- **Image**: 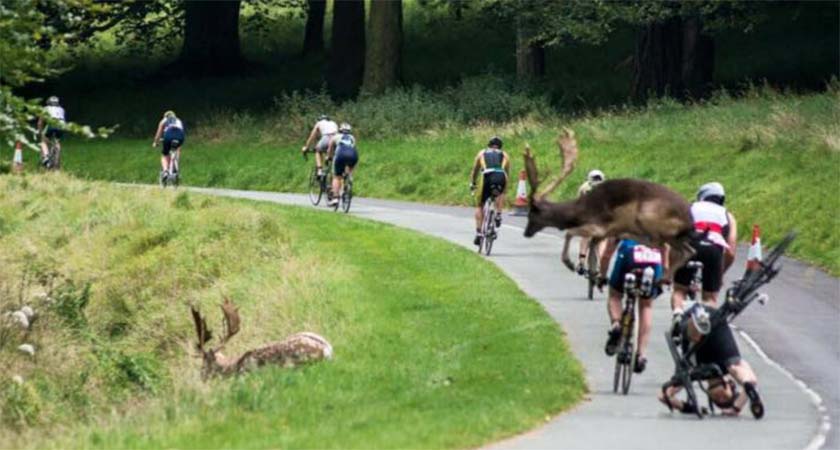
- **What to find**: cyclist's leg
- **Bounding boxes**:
[578,236,591,270]
[161,139,172,172]
[330,153,345,204]
[637,297,653,359]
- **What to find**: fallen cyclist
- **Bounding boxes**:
[659,301,764,418]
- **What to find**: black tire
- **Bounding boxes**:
[341,178,353,213]
[613,354,622,394]
[621,342,635,395]
[587,242,599,300]
[308,168,323,206]
[483,207,495,256]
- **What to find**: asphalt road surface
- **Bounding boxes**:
[183,187,837,450]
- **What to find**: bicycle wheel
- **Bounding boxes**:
[482,202,496,256]
[587,242,599,300]
[341,177,353,213]
[613,352,622,393]
[308,168,323,205]
[621,341,635,395]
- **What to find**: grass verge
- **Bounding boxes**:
[0,174,584,449]
[42,88,840,275]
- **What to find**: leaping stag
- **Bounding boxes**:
[522,129,697,280]
[191,298,333,379]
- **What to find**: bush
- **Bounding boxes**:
[448,75,552,124]
[1,380,42,428]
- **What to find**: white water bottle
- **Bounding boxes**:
[641,266,655,297]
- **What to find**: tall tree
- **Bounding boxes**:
[327,0,365,97]
[301,0,326,56]
[515,17,545,80]
[363,0,403,94]
[180,0,243,75]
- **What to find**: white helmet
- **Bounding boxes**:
[697,182,725,205]
[686,301,712,335]
[587,169,605,185]
[339,122,352,133]
[46,96,60,106]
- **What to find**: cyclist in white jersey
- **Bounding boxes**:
[152,110,186,178]
[37,96,66,165]
[671,182,738,314]
[302,114,338,178]
[569,169,606,273]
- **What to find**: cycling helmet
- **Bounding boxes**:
[339,122,352,133]
[46,96,60,106]
[488,136,503,148]
[318,114,329,121]
[164,110,176,119]
[685,301,712,335]
[587,169,605,185]
[697,182,725,206]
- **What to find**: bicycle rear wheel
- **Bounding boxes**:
[482,203,496,256]
[587,241,599,300]
[308,168,323,205]
[341,178,353,213]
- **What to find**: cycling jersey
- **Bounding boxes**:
[163,117,184,133]
[316,120,338,136]
[333,132,358,176]
[162,117,185,156]
[480,148,506,174]
[690,201,731,249]
[608,239,664,297]
[45,105,66,123]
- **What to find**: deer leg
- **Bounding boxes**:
[561,234,576,271]
[588,237,604,276]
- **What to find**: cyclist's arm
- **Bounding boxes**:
[152,120,165,146]
[469,152,482,187]
[723,212,738,272]
[303,124,319,150]
[599,238,619,277]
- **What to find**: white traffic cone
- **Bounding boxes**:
[13,142,23,174]
[746,224,762,272]
[511,169,529,216]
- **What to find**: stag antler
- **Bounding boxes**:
[531,128,579,200]
[191,306,213,352]
[219,297,240,348]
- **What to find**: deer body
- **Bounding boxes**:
[192,300,332,379]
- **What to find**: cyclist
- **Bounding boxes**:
[600,238,666,373]
[469,136,510,246]
[37,96,66,166]
[327,123,358,207]
[302,114,338,178]
[564,169,607,273]
[671,182,738,316]
[152,110,186,179]
[659,302,764,418]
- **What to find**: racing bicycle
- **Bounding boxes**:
[160,142,181,188]
[42,136,61,171]
[333,171,353,213]
[613,267,656,395]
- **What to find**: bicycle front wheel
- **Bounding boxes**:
[308,168,323,206]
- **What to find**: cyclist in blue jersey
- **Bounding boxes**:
[152,110,186,179]
[327,123,359,207]
[599,238,667,374]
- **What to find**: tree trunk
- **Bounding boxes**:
[327,0,365,98]
[631,16,713,102]
[180,0,242,76]
[515,18,545,80]
[362,0,403,95]
[302,0,326,56]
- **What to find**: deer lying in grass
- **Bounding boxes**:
[522,130,696,280]
[191,298,333,379]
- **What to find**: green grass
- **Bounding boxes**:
[0,174,584,449]
[44,87,840,275]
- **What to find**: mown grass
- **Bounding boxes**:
[45,87,840,275]
[0,174,584,449]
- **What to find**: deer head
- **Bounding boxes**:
[191,297,241,379]
[523,128,581,237]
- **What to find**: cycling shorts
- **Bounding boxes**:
[690,321,742,374]
[674,239,724,292]
[162,128,185,156]
[334,147,358,176]
[315,134,334,153]
[45,128,64,140]
[478,171,506,207]
[608,242,663,298]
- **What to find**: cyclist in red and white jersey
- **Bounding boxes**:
[302,114,338,178]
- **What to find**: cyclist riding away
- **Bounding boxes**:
[152,110,186,179]
[659,301,764,418]
[569,169,606,273]
[671,182,738,315]
[302,114,338,178]
[470,136,510,246]
[327,123,358,207]
[37,96,66,166]
[600,238,666,373]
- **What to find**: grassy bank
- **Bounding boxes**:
[0,174,584,449]
[44,87,840,274]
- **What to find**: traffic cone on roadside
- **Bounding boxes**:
[13,142,23,174]
[746,224,762,272]
[511,169,529,216]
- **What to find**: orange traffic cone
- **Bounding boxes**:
[13,142,23,174]
[746,224,762,272]
[512,169,529,216]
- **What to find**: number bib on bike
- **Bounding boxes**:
[632,246,662,265]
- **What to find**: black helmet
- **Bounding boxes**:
[488,136,503,148]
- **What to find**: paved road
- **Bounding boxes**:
[187,187,837,450]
